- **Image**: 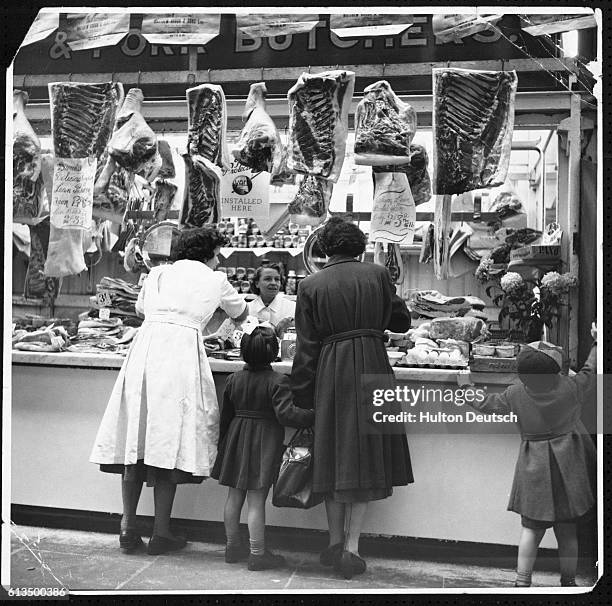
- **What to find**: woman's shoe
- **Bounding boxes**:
[247,550,286,571]
[320,543,344,566]
[336,550,366,580]
[225,543,250,563]
[147,534,187,555]
[119,529,144,553]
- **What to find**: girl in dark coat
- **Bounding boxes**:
[291,217,413,579]
[465,330,597,587]
[212,326,314,571]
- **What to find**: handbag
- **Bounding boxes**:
[272,427,324,509]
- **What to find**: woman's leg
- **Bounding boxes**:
[246,488,268,555]
[224,487,247,549]
[121,478,143,532]
[344,502,368,554]
[553,522,578,585]
[152,480,178,538]
[516,526,547,586]
[325,498,345,546]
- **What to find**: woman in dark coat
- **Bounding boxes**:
[291,217,413,578]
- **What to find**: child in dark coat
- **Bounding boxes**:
[211,326,314,571]
[465,327,597,587]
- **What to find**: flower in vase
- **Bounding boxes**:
[500,272,524,292]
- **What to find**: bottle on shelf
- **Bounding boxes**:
[285,270,297,295]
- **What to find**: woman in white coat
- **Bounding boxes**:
[90,227,248,555]
[247,264,296,330]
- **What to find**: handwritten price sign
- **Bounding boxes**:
[50,157,97,230]
[370,172,416,245]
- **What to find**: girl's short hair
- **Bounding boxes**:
[172,227,228,263]
[317,216,366,257]
[250,263,283,295]
[240,326,279,365]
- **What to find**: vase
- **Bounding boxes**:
[526,318,544,342]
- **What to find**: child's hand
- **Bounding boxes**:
[591,322,597,342]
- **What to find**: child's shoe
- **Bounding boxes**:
[320,542,343,566]
[225,542,250,563]
[514,570,532,587]
[119,529,144,553]
[247,550,286,571]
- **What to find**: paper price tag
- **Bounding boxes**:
[50,157,97,230]
[96,290,113,308]
[99,308,111,321]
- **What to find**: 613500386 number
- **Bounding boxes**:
[6,587,68,598]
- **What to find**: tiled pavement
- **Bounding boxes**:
[8,525,597,594]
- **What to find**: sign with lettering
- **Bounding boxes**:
[432,14,503,44]
[50,157,97,230]
[330,14,413,38]
[370,172,416,245]
[220,160,270,220]
[65,13,130,51]
[141,14,221,46]
[236,14,321,38]
[22,11,59,46]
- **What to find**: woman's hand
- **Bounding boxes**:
[591,321,597,342]
[275,317,295,339]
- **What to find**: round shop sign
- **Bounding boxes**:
[232,175,252,195]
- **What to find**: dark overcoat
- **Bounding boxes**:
[291,255,413,500]
[473,345,597,521]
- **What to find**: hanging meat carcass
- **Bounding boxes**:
[13,90,45,223]
[373,143,432,205]
[432,68,517,195]
[354,80,417,166]
[232,82,283,174]
[287,70,355,182]
[187,83,229,169]
[287,175,333,226]
[45,81,122,277]
[182,84,228,227]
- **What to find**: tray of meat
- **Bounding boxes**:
[354,80,417,166]
[287,70,355,182]
[432,68,518,195]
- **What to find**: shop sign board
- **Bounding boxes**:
[220,160,270,221]
[329,14,413,38]
[65,13,130,52]
[236,14,321,38]
[141,14,221,46]
[14,14,560,76]
[22,11,59,47]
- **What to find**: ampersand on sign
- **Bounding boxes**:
[50,31,71,59]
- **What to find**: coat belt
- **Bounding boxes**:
[234,410,275,420]
[321,328,385,346]
[145,314,202,332]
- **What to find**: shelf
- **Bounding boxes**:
[219,247,304,258]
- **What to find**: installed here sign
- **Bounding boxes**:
[220,160,270,220]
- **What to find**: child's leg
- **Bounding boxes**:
[152,480,178,538]
[121,478,143,531]
[344,501,368,554]
[553,522,578,586]
[516,526,546,586]
[325,498,346,547]
[224,487,247,548]
[246,488,268,555]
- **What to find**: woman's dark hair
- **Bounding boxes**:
[317,216,366,257]
[250,263,283,295]
[172,227,228,263]
[240,326,279,365]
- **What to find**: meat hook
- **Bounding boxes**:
[382,63,386,77]
[260,66,265,81]
[137,70,142,88]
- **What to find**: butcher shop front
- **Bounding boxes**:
[8,8,600,584]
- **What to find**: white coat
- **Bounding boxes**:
[90,259,246,476]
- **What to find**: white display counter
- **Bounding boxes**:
[10,351,556,548]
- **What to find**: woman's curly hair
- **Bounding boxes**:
[317,216,367,258]
[172,227,228,263]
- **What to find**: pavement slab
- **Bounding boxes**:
[7,525,597,594]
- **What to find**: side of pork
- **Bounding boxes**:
[432,68,517,195]
[287,175,333,226]
[287,70,355,182]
